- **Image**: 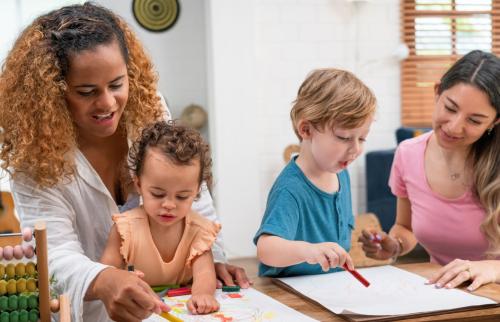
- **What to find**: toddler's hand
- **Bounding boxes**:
[187,294,220,315]
[302,242,353,272]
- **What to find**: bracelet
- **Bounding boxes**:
[390,236,404,263]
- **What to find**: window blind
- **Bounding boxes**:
[401,0,499,126]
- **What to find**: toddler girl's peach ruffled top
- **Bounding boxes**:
[112,208,221,286]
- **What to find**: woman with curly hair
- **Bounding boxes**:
[0,3,249,321]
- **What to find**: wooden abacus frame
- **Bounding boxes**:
[1,221,70,322]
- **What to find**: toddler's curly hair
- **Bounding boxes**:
[129,120,213,190]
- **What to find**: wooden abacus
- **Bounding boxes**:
[0,222,70,322]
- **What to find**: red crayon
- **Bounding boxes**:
[166,287,191,297]
[371,233,382,244]
[342,263,370,287]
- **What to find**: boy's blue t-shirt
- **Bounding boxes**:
[253,156,354,277]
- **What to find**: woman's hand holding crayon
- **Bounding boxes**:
[187,293,220,315]
[302,242,354,272]
[358,230,400,260]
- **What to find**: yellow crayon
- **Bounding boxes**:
[160,311,183,322]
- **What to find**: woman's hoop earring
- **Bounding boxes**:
[487,127,493,136]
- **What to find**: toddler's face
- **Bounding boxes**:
[309,115,373,173]
[135,148,200,227]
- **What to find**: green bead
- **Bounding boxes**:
[28,309,38,322]
[9,311,19,322]
[0,296,8,311]
[27,294,38,309]
[18,309,28,322]
[18,294,28,310]
[0,311,9,322]
[8,294,18,310]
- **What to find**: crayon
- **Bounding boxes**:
[166,287,191,297]
[371,233,382,244]
[160,311,183,322]
[342,263,370,287]
[152,284,180,293]
[222,285,240,292]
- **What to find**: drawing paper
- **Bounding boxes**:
[276,265,496,316]
[144,287,318,321]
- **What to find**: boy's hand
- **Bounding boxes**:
[302,242,354,271]
[187,294,220,315]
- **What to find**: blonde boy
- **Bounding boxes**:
[254,69,376,276]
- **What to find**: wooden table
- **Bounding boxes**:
[229,258,500,322]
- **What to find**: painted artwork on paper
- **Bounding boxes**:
[144,288,318,322]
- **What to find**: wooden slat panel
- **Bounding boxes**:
[400,0,499,127]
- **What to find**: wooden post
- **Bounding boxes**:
[35,222,50,322]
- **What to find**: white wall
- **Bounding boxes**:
[97,0,208,123]
[207,0,402,258]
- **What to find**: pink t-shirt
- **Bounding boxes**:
[389,131,489,265]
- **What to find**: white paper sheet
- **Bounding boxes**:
[276,265,496,316]
[144,287,318,322]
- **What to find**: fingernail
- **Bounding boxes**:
[435,283,441,288]
[425,280,430,284]
[467,286,473,292]
[445,283,451,288]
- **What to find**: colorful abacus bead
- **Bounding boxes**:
[6,264,15,279]
[13,245,23,260]
[7,279,16,295]
[25,262,36,277]
[0,281,6,295]
[18,294,28,310]
[16,278,27,293]
[21,245,34,259]
[0,247,3,260]
[0,296,7,311]
[15,263,25,278]
[22,227,33,242]
[8,294,18,311]
[26,278,37,292]
[3,246,13,261]
[0,264,5,279]
[0,311,8,322]
[27,294,38,309]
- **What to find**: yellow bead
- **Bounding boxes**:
[26,278,37,292]
[7,279,16,295]
[5,264,15,279]
[25,262,36,277]
[15,263,26,278]
[0,280,6,295]
[0,264,5,278]
[16,278,27,293]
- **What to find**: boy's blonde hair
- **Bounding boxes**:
[290,68,376,141]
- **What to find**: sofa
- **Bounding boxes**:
[365,127,431,232]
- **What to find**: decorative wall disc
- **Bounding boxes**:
[132,0,180,32]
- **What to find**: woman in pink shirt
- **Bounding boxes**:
[360,50,499,292]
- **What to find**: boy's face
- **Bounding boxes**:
[135,148,200,228]
[308,115,373,173]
